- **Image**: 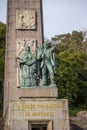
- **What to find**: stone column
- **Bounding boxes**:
[4,0,44,127]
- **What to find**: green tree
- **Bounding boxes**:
[0,22,6,80]
[0,22,6,115]
[53,31,87,107]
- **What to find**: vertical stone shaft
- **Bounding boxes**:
[4,0,43,123]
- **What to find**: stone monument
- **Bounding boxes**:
[4,0,70,130]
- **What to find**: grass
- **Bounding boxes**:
[69,105,87,116]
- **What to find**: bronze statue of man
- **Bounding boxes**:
[37,42,56,87]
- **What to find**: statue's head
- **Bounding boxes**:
[47,42,52,48]
[25,45,30,51]
[43,42,52,49]
[43,42,47,49]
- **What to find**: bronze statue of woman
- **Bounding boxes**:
[18,45,36,87]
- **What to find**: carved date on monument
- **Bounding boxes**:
[16,10,36,30]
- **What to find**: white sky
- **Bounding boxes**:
[0,0,87,39]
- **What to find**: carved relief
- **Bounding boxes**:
[16,39,36,57]
[16,10,36,29]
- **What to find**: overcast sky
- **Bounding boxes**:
[0,0,87,39]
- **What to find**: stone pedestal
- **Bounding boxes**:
[18,87,58,98]
[4,88,70,130]
[9,98,70,130]
[9,99,70,130]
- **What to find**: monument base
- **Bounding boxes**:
[18,87,58,98]
[5,98,70,130]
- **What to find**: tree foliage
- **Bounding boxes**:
[52,31,87,107]
[0,22,6,80]
[0,22,6,115]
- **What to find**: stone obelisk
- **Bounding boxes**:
[4,0,44,129]
[4,0,70,130]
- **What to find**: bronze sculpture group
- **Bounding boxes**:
[17,42,56,87]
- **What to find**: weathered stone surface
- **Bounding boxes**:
[9,99,70,130]
[18,87,58,98]
[77,111,87,118]
[70,116,87,130]
[16,38,36,57]
[16,10,36,30]
[0,118,4,130]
